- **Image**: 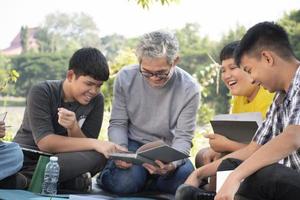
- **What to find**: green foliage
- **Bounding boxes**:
[100,34,127,61]
[20,26,29,53]
[3,9,299,129]
[36,12,100,53]
[197,104,214,126]
[0,98,25,107]
[196,63,219,97]
[102,48,138,111]
[0,55,20,97]
[176,23,214,74]
[100,34,139,62]
[278,9,300,58]
[9,52,69,96]
[190,128,210,159]
[204,25,246,114]
[0,69,19,90]
[174,23,232,117]
[2,130,13,142]
[216,24,246,57]
[134,0,179,9]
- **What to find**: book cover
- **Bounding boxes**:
[210,112,263,143]
[109,140,188,165]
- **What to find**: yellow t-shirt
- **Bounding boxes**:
[231,87,275,119]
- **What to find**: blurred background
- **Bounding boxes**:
[0,0,299,160]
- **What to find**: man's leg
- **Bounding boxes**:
[0,142,28,189]
[56,150,106,182]
[18,150,39,184]
[218,158,300,200]
[20,150,106,192]
[238,162,300,200]
[97,139,148,195]
[155,159,194,194]
[174,158,240,200]
[0,142,23,180]
[97,159,148,194]
[56,150,106,192]
[175,184,216,200]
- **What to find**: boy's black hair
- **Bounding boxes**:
[235,21,295,66]
[69,47,110,81]
[219,41,240,62]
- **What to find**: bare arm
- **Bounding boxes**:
[57,107,86,138]
[37,134,125,158]
[185,141,260,187]
[223,140,247,152]
[233,126,300,179]
[216,125,300,200]
[206,134,247,153]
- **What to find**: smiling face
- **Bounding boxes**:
[65,70,103,105]
[221,58,258,97]
[240,53,278,93]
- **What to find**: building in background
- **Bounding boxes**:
[1,27,39,56]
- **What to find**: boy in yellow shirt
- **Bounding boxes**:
[196,41,274,167]
[194,41,274,192]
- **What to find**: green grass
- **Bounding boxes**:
[0,96,26,107]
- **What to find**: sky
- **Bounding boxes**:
[1,0,299,49]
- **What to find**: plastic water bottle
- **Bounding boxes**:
[42,156,60,195]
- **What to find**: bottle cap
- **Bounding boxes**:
[50,156,58,161]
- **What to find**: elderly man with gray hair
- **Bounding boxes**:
[97,30,200,195]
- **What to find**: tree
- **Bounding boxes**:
[278,9,300,58]
[0,55,19,96]
[176,23,214,74]
[36,12,100,53]
[207,25,246,114]
[102,48,138,111]
[134,0,179,8]
[20,26,29,53]
[9,52,69,96]
[100,34,127,61]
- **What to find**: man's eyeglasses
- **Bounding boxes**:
[139,67,171,80]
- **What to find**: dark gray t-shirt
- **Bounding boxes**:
[13,80,104,150]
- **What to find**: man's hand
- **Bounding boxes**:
[214,174,240,200]
[143,160,175,175]
[115,160,133,169]
[204,133,231,152]
[111,146,133,169]
[57,107,77,130]
[94,140,127,158]
[0,121,5,138]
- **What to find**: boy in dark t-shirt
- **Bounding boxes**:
[13,47,124,192]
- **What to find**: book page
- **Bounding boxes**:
[136,140,165,153]
[216,170,233,192]
[213,112,263,126]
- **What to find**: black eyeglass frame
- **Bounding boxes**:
[139,65,172,79]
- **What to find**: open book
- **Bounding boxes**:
[210,112,263,143]
[109,140,188,166]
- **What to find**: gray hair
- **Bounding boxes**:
[136,30,179,65]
